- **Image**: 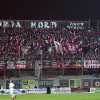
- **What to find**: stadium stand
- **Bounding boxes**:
[0,20,100,89]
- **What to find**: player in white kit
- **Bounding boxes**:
[9,81,16,100]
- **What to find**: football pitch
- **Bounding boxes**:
[0,93,100,100]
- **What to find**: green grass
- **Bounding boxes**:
[0,93,100,100]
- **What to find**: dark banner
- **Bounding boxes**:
[0,20,88,30]
[63,21,89,30]
[82,79,91,88]
[0,20,59,29]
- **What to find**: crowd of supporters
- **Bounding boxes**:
[0,28,100,67]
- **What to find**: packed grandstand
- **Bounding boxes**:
[0,20,100,92]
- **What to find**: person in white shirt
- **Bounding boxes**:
[9,80,16,100]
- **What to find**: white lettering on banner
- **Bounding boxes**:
[51,22,57,28]
[0,20,88,30]
[0,20,22,28]
[16,21,22,28]
[0,20,57,29]
[29,88,47,94]
[30,22,36,28]
[0,88,47,94]
[31,21,57,29]
[10,21,15,27]
[51,87,71,93]
[66,22,84,30]
[3,21,9,27]
[38,22,44,28]
[44,22,49,28]
[84,60,100,68]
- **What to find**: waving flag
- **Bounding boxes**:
[54,40,63,54]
